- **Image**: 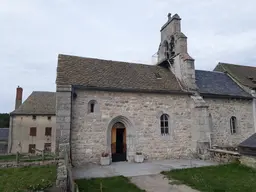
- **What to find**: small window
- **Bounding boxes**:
[160,114,169,135]
[45,127,52,136]
[90,103,95,113]
[28,144,36,154]
[44,143,51,152]
[47,116,51,120]
[230,116,237,134]
[32,115,36,120]
[155,72,162,79]
[30,127,37,136]
[88,100,97,113]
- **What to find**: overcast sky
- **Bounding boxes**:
[1,0,256,113]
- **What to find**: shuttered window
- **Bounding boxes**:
[28,144,36,154]
[30,127,37,136]
[45,127,52,136]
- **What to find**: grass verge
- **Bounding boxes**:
[76,176,145,192]
[162,163,256,192]
[0,164,57,192]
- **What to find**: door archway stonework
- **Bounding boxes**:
[107,116,136,162]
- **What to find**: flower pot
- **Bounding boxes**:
[135,154,144,163]
[100,156,111,166]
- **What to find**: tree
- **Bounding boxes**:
[0,113,10,128]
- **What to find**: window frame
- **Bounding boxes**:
[28,144,36,154]
[160,114,169,135]
[45,127,52,136]
[30,127,37,136]
[230,116,237,134]
[88,100,98,114]
[44,143,51,152]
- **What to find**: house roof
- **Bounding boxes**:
[10,92,56,115]
[214,62,256,89]
[195,70,252,99]
[239,133,256,148]
[0,128,9,141]
[56,54,186,94]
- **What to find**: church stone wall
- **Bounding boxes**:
[205,98,254,147]
[71,90,196,166]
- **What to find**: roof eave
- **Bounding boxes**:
[72,85,192,95]
[10,113,56,116]
[200,93,253,100]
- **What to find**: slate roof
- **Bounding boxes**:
[195,70,252,98]
[214,62,256,89]
[239,133,256,148]
[10,92,56,115]
[0,128,9,141]
[56,54,185,93]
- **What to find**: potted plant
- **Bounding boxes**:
[100,152,111,166]
[135,152,144,163]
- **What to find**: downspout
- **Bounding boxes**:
[70,86,74,167]
[8,115,13,153]
[251,90,256,133]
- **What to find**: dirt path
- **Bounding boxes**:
[130,174,200,192]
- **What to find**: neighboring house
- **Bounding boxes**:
[0,128,9,154]
[56,13,255,166]
[8,87,56,154]
[214,63,256,133]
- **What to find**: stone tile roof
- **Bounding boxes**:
[195,70,252,98]
[0,128,9,141]
[56,54,185,93]
[10,92,56,115]
[239,133,256,148]
[214,62,256,89]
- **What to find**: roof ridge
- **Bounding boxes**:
[58,54,154,67]
[32,91,55,93]
[219,62,256,68]
[196,69,225,74]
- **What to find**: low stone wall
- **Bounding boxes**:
[240,155,256,169]
[0,160,57,168]
[209,149,240,163]
[56,159,67,191]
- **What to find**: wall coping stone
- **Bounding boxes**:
[208,149,240,156]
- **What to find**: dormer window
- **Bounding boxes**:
[155,72,162,79]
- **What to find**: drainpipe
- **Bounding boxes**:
[70,86,74,167]
[8,115,13,153]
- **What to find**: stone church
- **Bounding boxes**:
[56,13,255,166]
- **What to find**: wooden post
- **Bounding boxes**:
[42,150,45,161]
[16,152,19,164]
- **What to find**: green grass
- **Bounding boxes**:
[76,176,145,192]
[0,154,56,162]
[0,164,57,192]
[0,154,17,161]
[162,163,256,192]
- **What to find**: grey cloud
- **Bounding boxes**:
[1,0,256,112]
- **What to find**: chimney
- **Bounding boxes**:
[15,86,23,109]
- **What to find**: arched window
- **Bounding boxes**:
[160,114,169,135]
[88,100,97,113]
[230,116,237,134]
[163,41,169,59]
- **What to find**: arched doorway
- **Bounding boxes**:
[107,115,136,162]
[111,122,127,162]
